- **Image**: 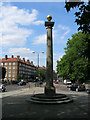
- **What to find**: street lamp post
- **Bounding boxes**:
[32,51,44,68]
[32,51,44,81]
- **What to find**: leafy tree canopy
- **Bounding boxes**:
[57,32,89,83]
[65,1,90,33]
[38,69,46,81]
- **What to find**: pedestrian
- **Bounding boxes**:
[35,82,36,87]
[29,82,31,88]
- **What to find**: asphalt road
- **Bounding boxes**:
[1,83,90,120]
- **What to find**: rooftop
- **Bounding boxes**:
[0,55,36,67]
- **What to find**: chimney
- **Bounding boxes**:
[23,58,25,62]
[17,56,20,60]
[5,55,8,60]
[27,59,30,63]
[31,61,33,64]
[11,55,14,58]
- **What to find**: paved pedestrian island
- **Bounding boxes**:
[1,87,89,120]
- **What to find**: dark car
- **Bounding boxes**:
[37,81,43,84]
[0,83,6,92]
[18,81,26,86]
[68,83,85,92]
[12,80,19,84]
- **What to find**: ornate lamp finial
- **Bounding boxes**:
[47,15,52,21]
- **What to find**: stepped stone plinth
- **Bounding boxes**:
[27,93,73,104]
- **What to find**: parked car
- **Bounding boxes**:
[85,84,90,94]
[33,79,38,82]
[24,80,28,83]
[0,83,6,92]
[68,83,85,92]
[37,81,43,84]
[64,79,71,85]
[55,81,58,84]
[12,80,19,84]
[17,81,26,86]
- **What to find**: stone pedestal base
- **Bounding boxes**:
[44,86,55,96]
[26,93,73,104]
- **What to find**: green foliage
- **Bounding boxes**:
[57,32,88,83]
[65,1,90,33]
[65,1,90,82]
[38,69,46,81]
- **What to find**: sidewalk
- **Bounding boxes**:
[2,87,89,120]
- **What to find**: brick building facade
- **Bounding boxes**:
[0,55,37,82]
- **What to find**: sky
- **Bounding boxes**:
[0,0,84,71]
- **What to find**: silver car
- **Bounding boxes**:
[0,83,6,92]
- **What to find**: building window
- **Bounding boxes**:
[12,78,15,80]
[5,67,7,69]
[0,63,3,66]
[5,63,7,65]
[13,70,15,73]
[19,63,21,66]
[9,63,11,65]
[9,74,11,77]
[13,62,15,65]
[13,67,15,69]
[12,74,15,77]
[9,70,11,73]
[9,67,11,69]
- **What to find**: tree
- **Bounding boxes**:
[0,67,6,80]
[65,1,90,82]
[65,1,90,33]
[57,32,88,83]
[38,69,46,81]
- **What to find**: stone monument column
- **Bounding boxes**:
[45,15,55,96]
[28,15,72,104]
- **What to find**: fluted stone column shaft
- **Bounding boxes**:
[45,21,55,96]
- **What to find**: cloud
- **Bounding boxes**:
[58,25,70,40]
[33,20,44,25]
[8,48,33,56]
[7,47,37,65]
[2,28,32,46]
[0,5,44,47]
[53,53,64,71]
[33,34,46,44]
[32,24,69,45]
[33,30,57,45]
